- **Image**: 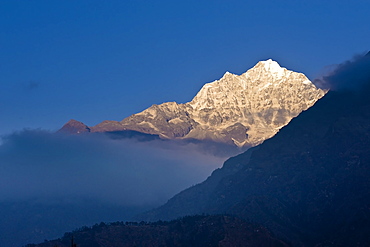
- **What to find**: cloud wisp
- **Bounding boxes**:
[314,51,370,91]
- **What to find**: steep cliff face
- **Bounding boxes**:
[90,59,325,147]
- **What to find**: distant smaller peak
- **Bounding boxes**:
[66,119,82,124]
[58,119,90,134]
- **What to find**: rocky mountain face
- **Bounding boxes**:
[30,215,289,247]
[63,60,325,148]
[138,56,370,246]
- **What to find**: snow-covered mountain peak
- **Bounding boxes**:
[86,59,326,148]
[261,59,281,69]
[221,71,236,78]
[253,59,286,78]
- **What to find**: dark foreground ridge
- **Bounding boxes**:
[28,215,289,247]
[138,54,370,246]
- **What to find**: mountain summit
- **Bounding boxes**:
[62,60,325,148]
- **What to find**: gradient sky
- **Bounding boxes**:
[1,0,369,137]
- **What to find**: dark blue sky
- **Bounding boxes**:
[1,0,369,137]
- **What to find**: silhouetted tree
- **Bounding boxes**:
[71,236,76,247]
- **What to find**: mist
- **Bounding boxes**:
[0,129,224,207]
[0,129,227,246]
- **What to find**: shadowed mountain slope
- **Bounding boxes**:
[138,56,370,246]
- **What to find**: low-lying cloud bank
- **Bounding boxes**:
[0,130,224,207]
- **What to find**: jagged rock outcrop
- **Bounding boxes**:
[66,60,326,148]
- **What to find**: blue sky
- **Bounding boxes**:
[1,0,369,137]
